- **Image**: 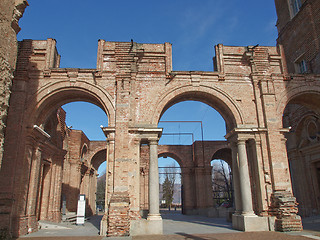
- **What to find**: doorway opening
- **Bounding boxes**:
[157,100,228,217]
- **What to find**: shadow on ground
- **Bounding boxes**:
[160,210,237,235]
[300,215,320,237]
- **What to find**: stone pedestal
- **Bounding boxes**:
[232,214,271,231]
[130,219,163,236]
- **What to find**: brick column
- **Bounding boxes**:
[26,146,41,230]
[180,167,195,215]
[100,127,115,236]
[52,154,64,222]
[269,134,302,231]
[40,162,52,220]
[89,169,96,215]
[101,127,115,211]
[48,160,56,221]
[147,139,161,220]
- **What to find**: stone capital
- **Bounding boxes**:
[149,139,159,145]
[101,127,115,139]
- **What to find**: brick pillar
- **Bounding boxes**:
[107,193,130,237]
[251,139,269,215]
[47,160,56,222]
[105,131,115,211]
[204,165,214,209]
[26,147,41,232]
[51,154,64,222]
[81,170,90,216]
[39,162,52,220]
[88,169,96,215]
[270,190,302,231]
[269,134,302,231]
[181,167,195,214]
[100,128,116,236]
[194,167,206,210]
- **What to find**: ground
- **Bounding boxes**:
[17,211,320,240]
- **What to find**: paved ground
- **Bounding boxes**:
[17,211,320,240]
[161,210,238,235]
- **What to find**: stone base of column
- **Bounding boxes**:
[27,215,39,234]
[99,213,107,236]
[130,218,163,236]
[232,213,272,231]
[49,210,62,223]
[147,213,162,221]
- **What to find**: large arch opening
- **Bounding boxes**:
[157,98,232,218]
[152,88,242,132]
[61,102,108,220]
[22,88,109,229]
[282,92,320,217]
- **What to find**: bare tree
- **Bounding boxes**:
[212,160,233,206]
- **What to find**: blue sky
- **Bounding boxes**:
[18,0,277,71]
[17,1,278,175]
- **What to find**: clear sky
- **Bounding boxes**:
[17,1,279,175]
[17,0,277,71]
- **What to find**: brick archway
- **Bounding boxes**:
[281,88,320,217]
[26,81,115,127]
[91,149,107,171]
[158,146,190,168]
[211,148,232,167]
[151,86,243,132]
[277,85,320,120]
[1,39,312,236]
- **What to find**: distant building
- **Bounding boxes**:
[275,0,320,73]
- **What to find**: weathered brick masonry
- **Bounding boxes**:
[0,0,320,237]
[0,0,28,169]
[2,38,315,236]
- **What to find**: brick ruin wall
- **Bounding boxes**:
[2,1,320,235]
[0,0,28,168]
[2,38,315,236]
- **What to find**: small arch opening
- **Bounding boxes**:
[211,159,232,208]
